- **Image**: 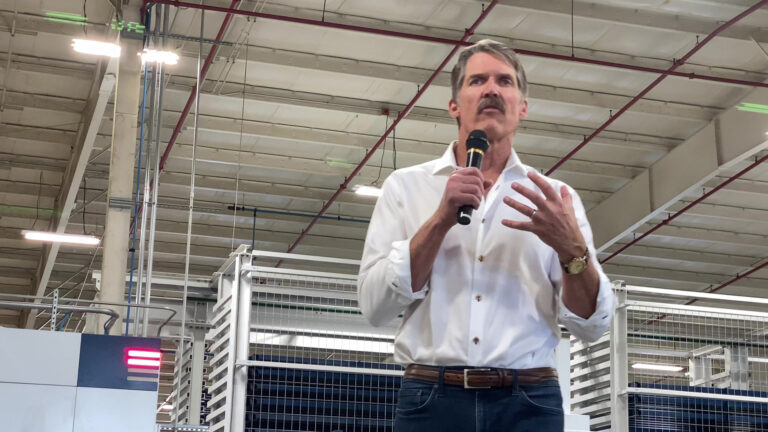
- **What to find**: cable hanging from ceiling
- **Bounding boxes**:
[231,32,249,252]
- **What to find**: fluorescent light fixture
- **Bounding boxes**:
[139,49,179,65]
[736,102,768,114]
[72,39,121,57]
[45,11,87,25]
[23,230,100,246]
[354,185,383,198]
[632,362,683,372]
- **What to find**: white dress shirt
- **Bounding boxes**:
[357,142,615,369]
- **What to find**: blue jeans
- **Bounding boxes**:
[394,374,564,432]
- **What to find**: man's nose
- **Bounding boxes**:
[481,80,500,97]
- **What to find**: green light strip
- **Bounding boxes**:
[45,17,87,25]
[44,11,88,25]
[736,106,768,114]
[740,102,768,110]
[45,11,87,20]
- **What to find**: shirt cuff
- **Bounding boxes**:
[559,272,615,342]
[386,238,428,303]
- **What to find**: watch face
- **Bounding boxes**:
[568,259,587,275]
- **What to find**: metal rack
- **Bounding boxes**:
[202,246,401,432]
[571,285,768,431]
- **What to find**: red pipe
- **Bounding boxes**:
[545,0,768,176]
[280,0,499,260]
[701,259,768,297]
[146,0,768,90]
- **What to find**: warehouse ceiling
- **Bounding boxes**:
[1,0,768,334]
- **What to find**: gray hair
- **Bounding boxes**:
[450,39,528,101]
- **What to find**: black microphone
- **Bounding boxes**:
[457,130,489,225]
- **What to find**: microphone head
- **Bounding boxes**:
[467,129,489,152]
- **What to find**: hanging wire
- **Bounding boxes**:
[31,171,42,229]
[392,118,397,171]
[83,0,87,36]
[373,115,389,186]
[231,34,249,251]
[82,176,88,235]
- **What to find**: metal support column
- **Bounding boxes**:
[87,1,143,334]
[230,250,251,432]
[188,327,206,425]
[610,284,628,432]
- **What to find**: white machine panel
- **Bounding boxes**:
[0,327,81,386]
[73,387,158,432]
[0,382,77,432]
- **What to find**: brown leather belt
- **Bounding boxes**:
[404,364,558,389]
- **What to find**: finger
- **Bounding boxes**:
[501,219,535,232]
[560,185,573,209]
[458,184,484,197]
[511,182,546,207]
[455,166,484,179]
[527,171,559,201]
[503,196,535,217]
[455,193,481,209]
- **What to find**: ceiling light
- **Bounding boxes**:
[736,102,768,114]
[354,185,383,198]
[72,39,121,57]
[139,49,179,65]
[23,230,100,246]
[632,362,683,372]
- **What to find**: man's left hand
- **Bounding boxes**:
[501,171,586,263]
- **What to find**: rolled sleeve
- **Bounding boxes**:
[559,270,615,342]
[387,239,428,302]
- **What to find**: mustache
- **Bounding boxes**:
[477,96,505,114]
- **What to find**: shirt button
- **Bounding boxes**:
[473,337,480,344]
[481,218,486,223]
[478,255,484,262]
[476,295,482,302]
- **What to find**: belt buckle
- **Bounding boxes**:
[463,368,492,389]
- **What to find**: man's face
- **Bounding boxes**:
[449,52,528,141]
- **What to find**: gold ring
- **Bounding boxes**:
[530,209,537,219]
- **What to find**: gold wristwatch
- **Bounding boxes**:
[562,248,589,275]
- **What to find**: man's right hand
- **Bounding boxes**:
[434,167,490,228]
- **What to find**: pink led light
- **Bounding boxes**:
[127,349,162,359]
[126,358,161,368]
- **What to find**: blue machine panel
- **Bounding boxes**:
[77,334,161,392]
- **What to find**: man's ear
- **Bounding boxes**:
[449,98,460,120]
[519,99,529,120]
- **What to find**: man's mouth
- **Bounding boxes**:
[479,106,503,114]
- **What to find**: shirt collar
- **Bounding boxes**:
[431,140,530,179]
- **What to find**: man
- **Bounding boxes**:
[357,39,614,431]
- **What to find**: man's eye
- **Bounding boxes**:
[500,78,513,86]
[469,78,482,85]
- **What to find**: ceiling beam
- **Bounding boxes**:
[588,86,768,251]
[498,0,768,44]
[23,57,116,328]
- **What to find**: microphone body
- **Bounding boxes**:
[457,130,489,225]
